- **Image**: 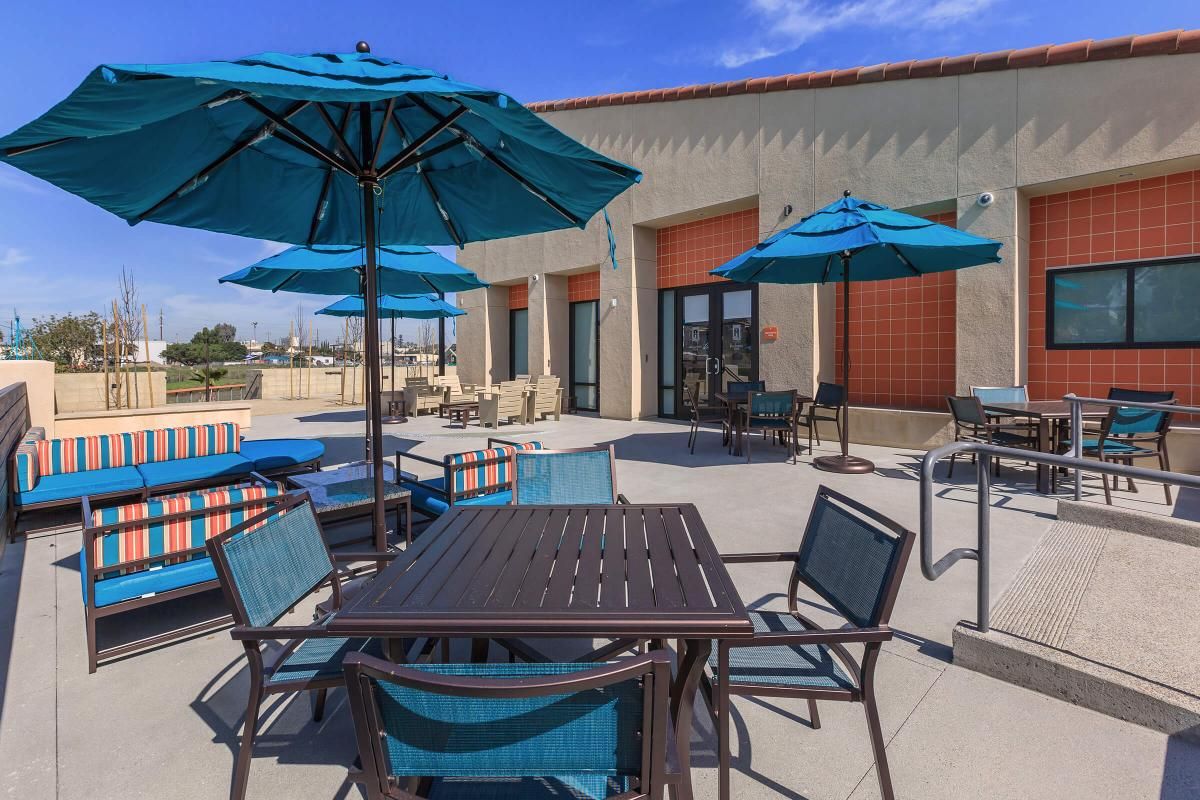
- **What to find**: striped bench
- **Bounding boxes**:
[397,439,544,520]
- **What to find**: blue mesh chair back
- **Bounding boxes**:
[728,380,765,394]
[813,381,845,408]
[1106,388,1174,436]
[748,391,794,418]
[345,656,668,799]
[947,395,988,427]
[213,500,333,628]
[970,385,1027,404]
[794,489,910,629]
[514,448,616,505]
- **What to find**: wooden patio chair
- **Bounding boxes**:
[479,383,528,428]
[683,381,730,454]
[703,485,916,800]
[205,493,422,800]
[435,373,478,404]
[403,376,445,416]
[343,650,672,800]
[737,390,799,464]
[529,374,564,421]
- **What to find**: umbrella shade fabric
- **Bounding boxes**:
[0,51,642,247]
[711,195,1001,283]
[220,244,486,295]
[316,294,464,319]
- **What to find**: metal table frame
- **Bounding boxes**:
[980,400,1108,493]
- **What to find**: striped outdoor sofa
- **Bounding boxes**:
[80,477,289,672]
[9,422,322,533]
[397,438,544,519]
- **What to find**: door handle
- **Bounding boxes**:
[706,358,721,376]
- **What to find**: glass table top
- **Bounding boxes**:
[289,461,409,510]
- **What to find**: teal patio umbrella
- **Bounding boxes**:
[712,192,1002,474]
[0,44,641,544]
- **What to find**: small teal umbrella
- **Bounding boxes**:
[0,44,641,541]
[713,192,1002,473]
[316,293,464,319]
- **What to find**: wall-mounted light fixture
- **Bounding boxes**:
[531,274,540,282]
[610,297,618,308]
[783,203,793,217]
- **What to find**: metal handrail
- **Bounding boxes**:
[919,440,1200,633]
[1063,393,1200,501]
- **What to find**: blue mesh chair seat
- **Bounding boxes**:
[704,486,916,800]
[512,446,625,505]
[206,495,407,800]
[708,611,854,691]
[344,653,671,800]
[1060,437,1149,455]
[727,380,765,394]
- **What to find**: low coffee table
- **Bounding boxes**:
[287,461,413,548]
[438,400,479,428]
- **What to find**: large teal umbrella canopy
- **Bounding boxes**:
[0,44,641,541]
[219,243,486,295]
[712,193,1002,474]
[316,293,464,319]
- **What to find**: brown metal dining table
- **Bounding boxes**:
[980,400,1110,493]
[327,503,753,800]
[714,390,813,457]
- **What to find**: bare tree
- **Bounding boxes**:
[346,316,364,363]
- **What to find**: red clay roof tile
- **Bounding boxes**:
[524,30,1198,113]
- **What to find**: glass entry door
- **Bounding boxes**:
[570,300,599,411]
[674,285,757,410]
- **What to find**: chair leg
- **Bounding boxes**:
[718,682,731,800]
[312,688,327,723]
[231,679,263,800]
[863,689,895,800]
[745,424,752,463]
[808,698,821,730]
[1159,446,1173,505]
[1102,458,1113,505]
[947,451,957,479]
[86,609,98,675]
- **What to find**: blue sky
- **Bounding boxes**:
[1,1,1197,344]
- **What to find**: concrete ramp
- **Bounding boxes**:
[954,501,1200,742]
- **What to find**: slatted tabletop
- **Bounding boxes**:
[328,504,753,640]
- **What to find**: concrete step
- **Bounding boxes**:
[953,502,1200,742]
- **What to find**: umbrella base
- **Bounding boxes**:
[814,454,875,474]
[381,415,407,424]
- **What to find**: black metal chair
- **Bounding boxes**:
[737,390,800,464]
[683,381,730,453]
[703,486,916,800]
[205,493,416,800]
[796,381,844,453]
[946,395,1037,478]
[344,650,672,800]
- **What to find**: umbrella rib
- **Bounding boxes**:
[821,253,834,283]
[388,111,466,248]
[308,106,353,245]
[242,97,355,177]
[889,244,922,276]
[313,103,363,174]
[376,105,469,179]
[136,100,311,222]
[370,98,396,171]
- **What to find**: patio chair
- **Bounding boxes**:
[529,374,565,421]
[737,390,800,464]
[435,374,478,404]
[795,381,844,452]
[946,395,1037,478]
[727,380,765,394]
[1060,388,1175,505]
[970,384,1037,437]
[343,650,672,800]
[683,382,730,454]
[396,438,544,521]
[404,376,445,416]
[703,486,916,800]
[479,382,528,428]
[512,444,629,505]
[205,493,406,800]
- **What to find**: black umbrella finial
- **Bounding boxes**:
[356,41,371,53]
[843,189,852,197]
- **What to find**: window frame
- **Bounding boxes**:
[1045,255,1200,350]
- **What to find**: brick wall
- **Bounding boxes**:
[657,208,759,289]
[508,283,528,310]
[567,271,600,302]
[835,211,958,410]
[1028,171,1200,407]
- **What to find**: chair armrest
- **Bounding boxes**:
[229,623,340,641]
[719,551,800,564]
[396,472,449,499]
[488,437,525,448]
[330,551,404,563]
[726,626,893,648]
[396,450,443,468]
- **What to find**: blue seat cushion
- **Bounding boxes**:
[404,475,512,518]
[1061,438,1149,455]
[268,636,383,684]
[708,610,855,691]
[239,438,324,472]
[15,466,144,507]
[136,453,254,488]
[87,555,217,607]
[428,776,632,799]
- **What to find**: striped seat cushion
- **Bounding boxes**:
[90,481,285,574]
[142,423,240,463]
[447,442,543,497]
[36,431,142,476]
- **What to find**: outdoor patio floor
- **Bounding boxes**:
[2,408,1197,799]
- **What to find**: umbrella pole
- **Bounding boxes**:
[437,291,446,377]
[814,254,875,474]
[359,146,387,546]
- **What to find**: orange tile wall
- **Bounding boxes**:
[657,208,760,289]
[567,271,600,302]
[835,211,958,410]
[1028,171,1200,408]
[508,283,528,310]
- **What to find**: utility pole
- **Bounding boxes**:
[159,308,163,340]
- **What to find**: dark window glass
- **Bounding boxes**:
[1133,262,1200,344]
[1051,269,1126,345]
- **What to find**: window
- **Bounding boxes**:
[509,308,528,379]
[1046,257,1200,349]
